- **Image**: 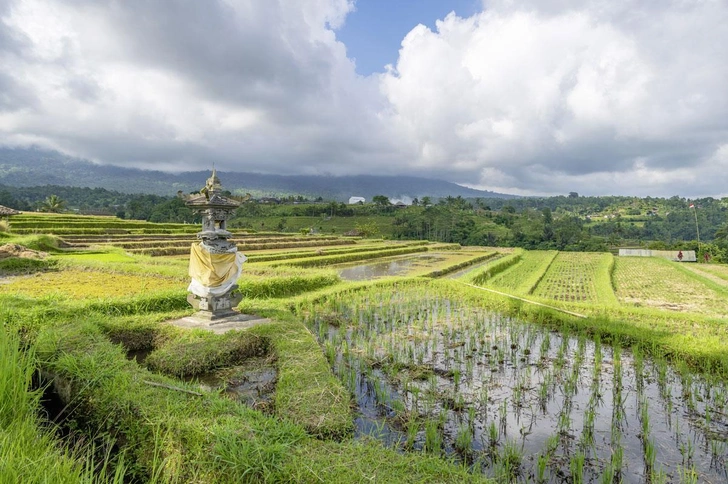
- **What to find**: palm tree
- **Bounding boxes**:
[40,194,66,213]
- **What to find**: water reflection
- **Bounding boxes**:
[337,254,446,281]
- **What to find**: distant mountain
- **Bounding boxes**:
[0,147,517,201]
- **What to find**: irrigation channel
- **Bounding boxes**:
[127,351,277,411]
[301,286,728,483]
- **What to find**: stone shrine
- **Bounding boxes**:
[185,169,245,319]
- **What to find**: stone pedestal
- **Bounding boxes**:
[187,285,243,320]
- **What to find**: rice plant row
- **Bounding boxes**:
[470,249,524,285]
[531,252,615,304]
[277,245,430,268]
[129,238,358,256]
[248,244,399,263]
[57,231,297,243]
[302,285,728,482]
[108,235,341,249]
[486,250,557,295]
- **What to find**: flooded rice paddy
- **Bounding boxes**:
[336,254,448,280]
[303,287,728,483]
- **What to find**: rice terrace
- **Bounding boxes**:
[1,207,727,484]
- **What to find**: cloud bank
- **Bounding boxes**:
[1,0,727,196]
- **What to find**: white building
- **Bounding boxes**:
[348,196,365,204]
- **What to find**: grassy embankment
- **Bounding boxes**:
[0,329,125,483]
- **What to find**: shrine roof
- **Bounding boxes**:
[185,193,241,208]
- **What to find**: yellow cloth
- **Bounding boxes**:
[188,244,239,287]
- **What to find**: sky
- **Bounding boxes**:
[0,0,727,197]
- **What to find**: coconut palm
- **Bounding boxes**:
[39,194,66,213]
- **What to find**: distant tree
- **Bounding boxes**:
[715,223,728,241]
[355,221,380,237]
[0,190,25,210]
[39,194,66,213]
[421,196,432,207]
[542,207,553,224]
[372,195,391,207]
[411,198,419,206]
[149,197,198,223]
[568,192,579,198]
[542,207,554,243]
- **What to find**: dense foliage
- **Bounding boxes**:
[5,183,728,260]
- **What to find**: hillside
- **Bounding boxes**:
[0,147,516,201]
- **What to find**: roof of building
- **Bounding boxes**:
[0,205,20,216]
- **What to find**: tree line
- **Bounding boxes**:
[3,185,728,261]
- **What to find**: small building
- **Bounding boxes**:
[618,249,697,262]
[348,196,365,205]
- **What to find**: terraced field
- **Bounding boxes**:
[531,252,616,304]
[4,213,728,483]
[613,257,728,315]
[0,269,181,299]
[486,249,557,294]
[682,262,728,287]
[9,213,199,235]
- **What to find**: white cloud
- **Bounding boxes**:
[0,0,727,196]
[380,1,728,195]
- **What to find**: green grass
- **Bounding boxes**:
[3,233,64,252]
[128,238,357,256]
[0,329,125,484]
[0,256,57,275]
[145,330,270,377]
[244,308,354,439]
[21,297,485,482]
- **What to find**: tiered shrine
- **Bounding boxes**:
[185,169,246,319]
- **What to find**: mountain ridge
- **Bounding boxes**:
[0,147,517,201]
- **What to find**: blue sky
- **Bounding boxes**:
[336,0,482,75]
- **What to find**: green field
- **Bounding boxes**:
[531,252,616,304]
[2,213,728,483]
[613,256,728,316]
